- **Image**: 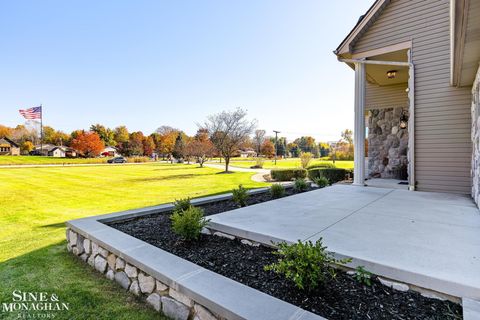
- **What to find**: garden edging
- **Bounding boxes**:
[66,188,323,320]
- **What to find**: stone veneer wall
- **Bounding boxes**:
[367,107,409,179]
[471,67,480,206]
[66,228,221,320]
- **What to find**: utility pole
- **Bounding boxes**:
[273,130,280,165]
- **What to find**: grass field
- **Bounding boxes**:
[227,158,354,169]
[0,163,267,319]
[0,155,111,165]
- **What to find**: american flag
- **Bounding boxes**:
[19,106,42,120]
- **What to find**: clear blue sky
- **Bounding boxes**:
[0,0,372,142]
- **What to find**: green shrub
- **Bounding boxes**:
[264,239,351,291]
[270,184,285,199]
[250,157,265,169]
[294,178,308,192]
[232,184,249,207]
[313,176,329,188]
[271,168,307,181]
[307,162,336,170]
[308,168,347,184]
[170,206,210,241]
[300,152,313,169]
[173,198,192,213]
[354,266,372,286]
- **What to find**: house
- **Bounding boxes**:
[32,144,77,158]
[238,148,257,158]
[0,137,20,156]
[101,146,119,157]
[335,0,480,203]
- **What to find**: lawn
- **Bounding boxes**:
[227,158,354,169]
[0,163,267,319]
[0,155,110,165]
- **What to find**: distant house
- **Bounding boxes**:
[238,149,257,158]
[32,144,77,158]
[101,146,119,157]
[0,137,20,156]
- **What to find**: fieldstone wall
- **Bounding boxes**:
[471,67,480,206]
[367,107,409,179]
[66,228,222,320]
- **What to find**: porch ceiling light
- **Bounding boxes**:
[386,70,397,79]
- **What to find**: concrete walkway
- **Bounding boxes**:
[208,184,480,300]
[204,163,270,182]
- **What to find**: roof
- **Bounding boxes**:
[0,137,19,147]
[334,0,390,56]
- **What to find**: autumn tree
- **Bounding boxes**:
[20,141,34,154]
[185,139,214,167]
[155,126,179,159]
[0,125,13,138]
[127,131,145,156]
[114,126,129,145]
[90,124,116,146]
[143,136,155,157]
[261,140,275,158]
[202,108,256,172]
[71,131,105,157]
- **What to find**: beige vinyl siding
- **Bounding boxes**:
[353,0,472,194]
[366,83,408,109]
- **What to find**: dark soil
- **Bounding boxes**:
[109,189,462,320]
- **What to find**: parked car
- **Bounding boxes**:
[107,156,127,164]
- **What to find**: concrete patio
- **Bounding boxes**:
[208,184,480,300]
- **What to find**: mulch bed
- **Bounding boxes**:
[108,188,463,320]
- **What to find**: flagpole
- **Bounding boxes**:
[40,104,43,155]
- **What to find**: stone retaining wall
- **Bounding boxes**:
[367,107,409,179]
[472,66,480,206]
[66,228,221,320]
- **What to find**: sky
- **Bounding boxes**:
[0,0,372,142]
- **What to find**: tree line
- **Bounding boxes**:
[1,108,353,170]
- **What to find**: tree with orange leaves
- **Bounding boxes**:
[71,131,105,158]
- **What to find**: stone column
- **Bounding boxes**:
[353,62,366,186]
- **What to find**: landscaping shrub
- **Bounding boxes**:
[313,176,329,188]
[127,156,150,163]
[308,168,347,184]
[170,206,210,241]
[173,198,192,213]
[232,184,249,207]
[250,157,265,169]
[270,184,285,199]
[271,168,307,181]
[300,152,313,169]
[294,178,308,192]
[354,266,373,286]
[264,239,351,291]
[307,162,336,170]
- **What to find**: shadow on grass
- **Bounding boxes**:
[39,222,67,229]
[0,240,166,320]
[129,172,217,182]
[152,165,200,171]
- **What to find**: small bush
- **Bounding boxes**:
[313,176,329,188]
[270,184,285,199]
[264,239,351,291]
[250,157,265,169]
[127,156,150,163]
[308,168,347,184]
[173,198,192,213]
[300,152,313,169]
[271,168,307,181]
[354,266,372,286]
[232,184,249,207]
[307,162,336,170]
[170,206,210,241]
[294,178,308,192]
